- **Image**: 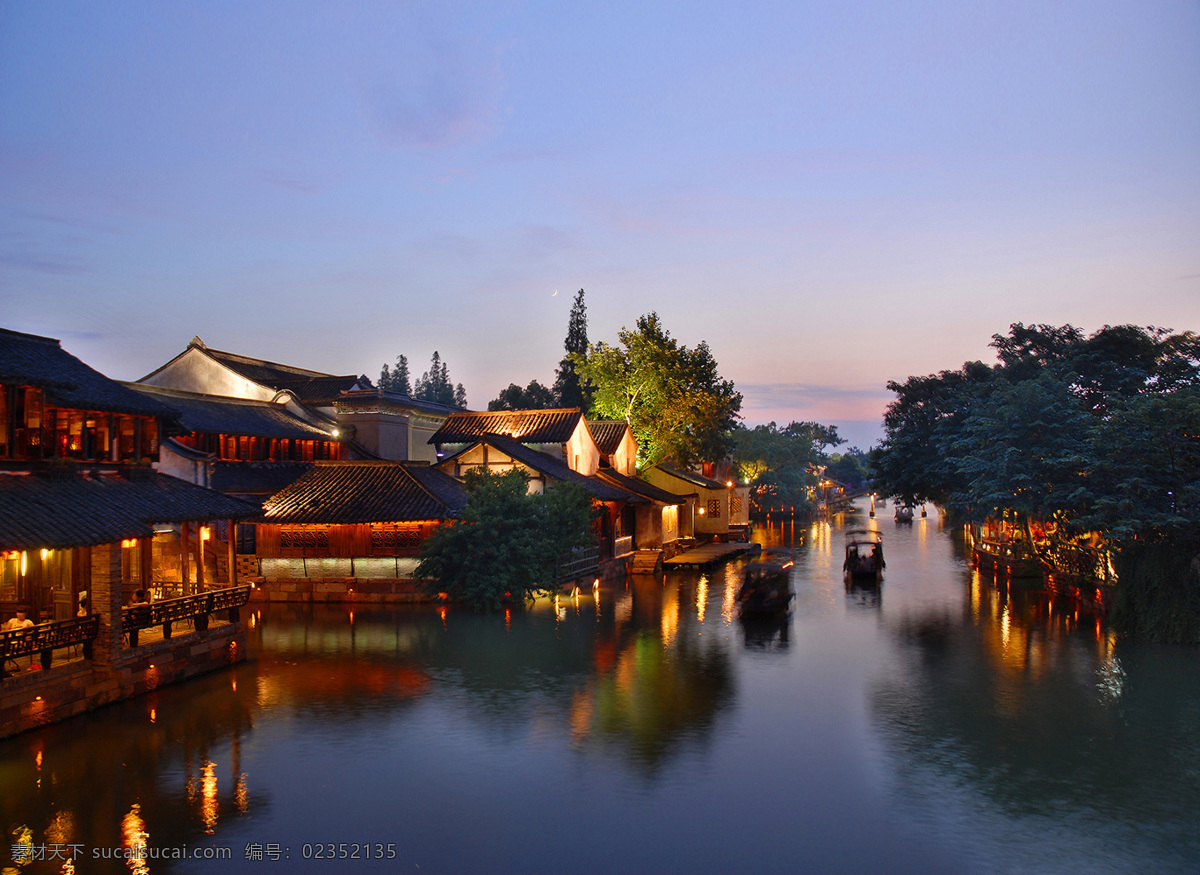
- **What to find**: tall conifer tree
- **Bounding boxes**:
[554,289,590,409]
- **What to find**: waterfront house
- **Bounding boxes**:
[435,432,652,573]
[252,461,468,602]
[429,408,600,474]
[587,420,639,476]
[644,461,750,539]
[0,327,258,738]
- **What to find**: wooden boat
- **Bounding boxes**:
[894,504,914,523]
[844,529,885,579]
[737,558,795,617]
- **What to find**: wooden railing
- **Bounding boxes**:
[1,616,99,679]
[556,546,600,581]
[122,585,252,647]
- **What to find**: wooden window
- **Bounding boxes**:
[707,499,722,518]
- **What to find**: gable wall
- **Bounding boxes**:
[141,349,275,402]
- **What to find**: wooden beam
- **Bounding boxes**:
[227,518,238,587]
[180,522,190,597]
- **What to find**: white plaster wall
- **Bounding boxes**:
[565,421,600,475]
[141,349,274,401]
[154,442,209,487]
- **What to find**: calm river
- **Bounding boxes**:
[3,501,1199,874]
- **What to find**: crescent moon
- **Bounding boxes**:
[552,289,558,296]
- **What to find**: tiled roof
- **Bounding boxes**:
[260,461,469,524]
[442,434,646,504]
[0,469,259,551]
[127,384,335,440]
[429,409,583,445]
[202,346,365,403]
[336,388,459,418]
[0,327,175,417]
[209,461,314,496]
[653,461,729,490]
[588,420,631,455]
[595,469,689,504]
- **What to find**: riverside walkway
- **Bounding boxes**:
[664,541,758,569]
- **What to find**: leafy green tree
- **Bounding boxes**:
[732,421,841,512]
[825,447,870,490]
[577,312,742,470]
[488,380,558,411]
[417,468,597,611]
[871,322,1200,641]
[554,289,591,409]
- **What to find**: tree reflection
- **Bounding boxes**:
[876,570,1200,867]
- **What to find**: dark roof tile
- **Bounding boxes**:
[260,461,468,524]
[441,434,645,504]
[588,420,631,455]
[0,469,259,551]
[0,327,175,417]
[595,469,689,504]
[429,409,583,445]
[128,384,335,440]
[653,461,729,490]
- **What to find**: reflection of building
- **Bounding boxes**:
[0,327,258,738]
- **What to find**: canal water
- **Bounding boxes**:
[3,501,1199,874]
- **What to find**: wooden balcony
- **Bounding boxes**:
[122,585,252,646]
[1,616,99,679]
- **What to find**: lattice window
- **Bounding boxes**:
[280,527,329,555]
[730,496,742,515]
[370,525,423,556]
[707,499,722,518]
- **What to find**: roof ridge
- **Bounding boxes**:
[204,345,340,379]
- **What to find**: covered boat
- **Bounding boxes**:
[737,556,795,617]
[894,503,914,523]
[844,529,885,579]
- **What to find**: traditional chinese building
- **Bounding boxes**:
[251,461,468,602]
[0,328,258,738]
[644,461,750,539]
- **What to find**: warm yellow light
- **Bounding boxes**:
[726,481,733,487]
[150,708,156,723]
[200,526,211,541]
[698,507,705,515]
[40,548,49,559]
[20,551,26,575]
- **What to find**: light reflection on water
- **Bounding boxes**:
[1,501,1198,873]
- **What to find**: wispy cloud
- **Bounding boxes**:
[366,41,506,149]
[0,251,90,275]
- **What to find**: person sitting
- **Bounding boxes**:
[3,610,35,632]
[76,596,90,617]
[130,589,149,606]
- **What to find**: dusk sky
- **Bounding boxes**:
[2,2,1197,449]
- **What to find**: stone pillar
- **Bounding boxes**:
[89,542,124,672]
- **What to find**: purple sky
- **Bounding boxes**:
[3,2,1198,450]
